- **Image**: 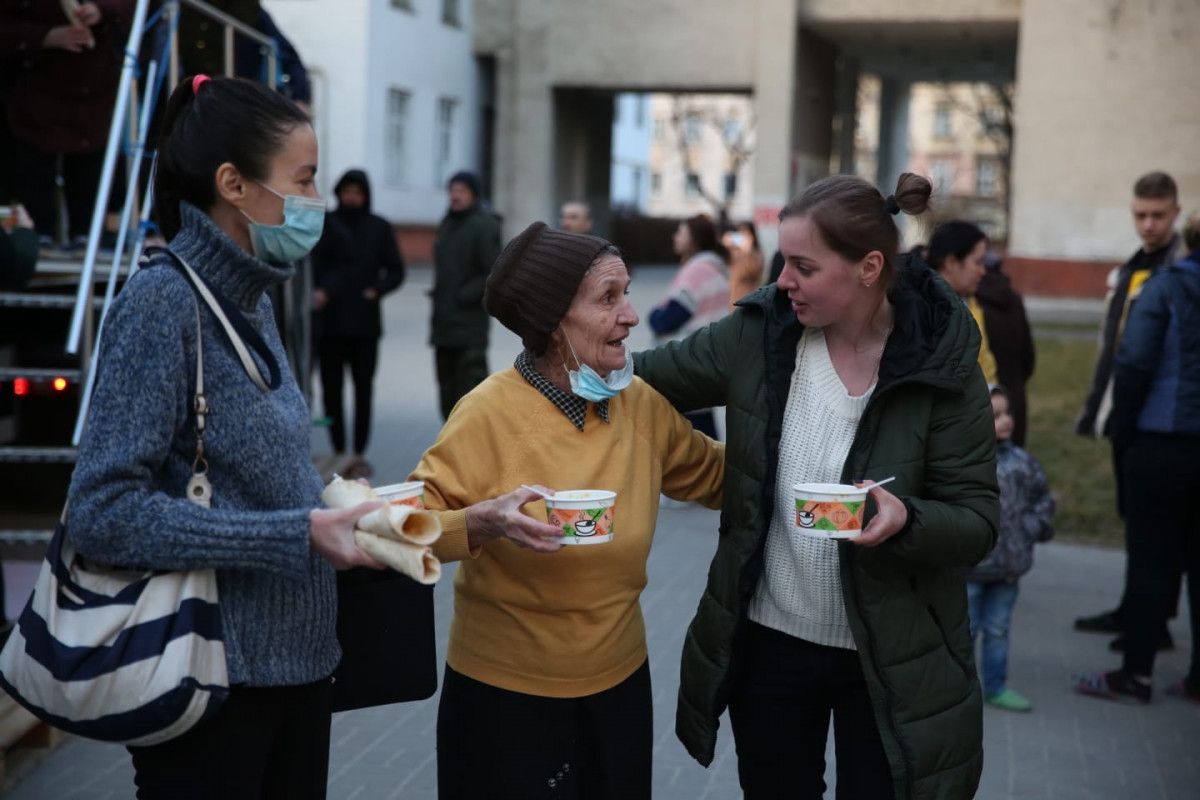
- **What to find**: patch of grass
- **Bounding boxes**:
[1025,335,1124,548]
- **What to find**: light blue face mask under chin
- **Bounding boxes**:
[242,184,326,264]
[563,333,634,402]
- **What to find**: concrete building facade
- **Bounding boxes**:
[475,0,1200,296]
[265,0,481,250]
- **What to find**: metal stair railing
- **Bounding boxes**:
[63,0,279,446]
[0,1,280,544]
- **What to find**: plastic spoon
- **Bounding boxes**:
[520,484,556,500]
[859,476,896,490]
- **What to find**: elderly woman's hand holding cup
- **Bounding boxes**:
[465,484,564,552]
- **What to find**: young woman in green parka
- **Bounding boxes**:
[634,173,999,800]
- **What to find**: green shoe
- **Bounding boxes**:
[986,688,1032,712]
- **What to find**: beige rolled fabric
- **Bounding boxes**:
[356,504,441,546]
[354,532,441,585]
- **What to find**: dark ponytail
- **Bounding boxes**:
[154,76,310,240]
[779,172,932,286]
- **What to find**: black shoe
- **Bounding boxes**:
[1073,669,1152,704]
[1108,630,1174,652]
[1074,609,1123,634]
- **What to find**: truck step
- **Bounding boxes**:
[0,293,105,310]
[0,447,77,464]
[0,368,81,382]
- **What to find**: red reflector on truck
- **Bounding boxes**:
[12,378,29,396]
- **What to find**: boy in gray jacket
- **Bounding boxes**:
[967,385,1055,711]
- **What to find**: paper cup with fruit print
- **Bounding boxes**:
[374,481,426,509]
[544,490,616,545]
[793,483,868,539]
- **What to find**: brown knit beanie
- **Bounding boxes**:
[484,221,613,355]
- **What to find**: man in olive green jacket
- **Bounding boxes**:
[635,258,998,800]
[430,172,502,419]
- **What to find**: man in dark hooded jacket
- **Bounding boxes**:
[976,253,1035,446]
[312,169,405,475]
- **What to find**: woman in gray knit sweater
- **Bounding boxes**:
[66,76,380,798]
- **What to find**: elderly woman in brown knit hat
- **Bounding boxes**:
[407,221,725,799]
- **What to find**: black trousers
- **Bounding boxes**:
[1121,433,1200,683]
[728,621,895,799]
[434,346,488,420]
[437,661,652,800]
[127,679,333,799]
[1114,439,1182,626]
[11,138,104,239]
[319,335,379,454]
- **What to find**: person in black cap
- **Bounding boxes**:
[312,168,405,477]
[430,170,502,419]
[405,221,725,799]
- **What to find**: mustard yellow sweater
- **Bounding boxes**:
[411,368,725,698]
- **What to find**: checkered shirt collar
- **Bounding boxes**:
[515,350,610,431]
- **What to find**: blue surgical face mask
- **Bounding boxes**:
[562,331,634,402]
[241,183,325,264]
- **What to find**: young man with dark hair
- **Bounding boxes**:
[1074,171,1185,648]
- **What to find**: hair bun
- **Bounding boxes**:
[884,195,901,216]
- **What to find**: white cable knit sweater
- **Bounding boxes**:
[748,327,873,650]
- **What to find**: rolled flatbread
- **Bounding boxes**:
[357,504,441,546]
[354,531,440,585]
[320,475,377,509]
[322,476,442,546]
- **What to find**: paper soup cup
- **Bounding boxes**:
[545,490,616,545]
[793,483,868,538]
[374,481,425,509]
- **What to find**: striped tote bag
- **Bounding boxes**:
[0,519,228,745]
[0,249,240,745]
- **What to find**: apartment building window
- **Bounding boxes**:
[435,97,457,187]
[933,104,952,139]
[653,120,667,141]
[976,158,998,197]
[684,115,702,144]
[442,0,460,27]
[930,158,955,193]
[385,89,411,187]
[650,171,662,194]
[390,0,412,11]
[632,168,644,203]
[685,172,701,197]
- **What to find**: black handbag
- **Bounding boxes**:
[331,568,438,712]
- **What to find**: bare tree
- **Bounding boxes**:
[668,95,756,224]
[938,82,1015,225]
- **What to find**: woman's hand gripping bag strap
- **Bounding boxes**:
[0,254,233,746]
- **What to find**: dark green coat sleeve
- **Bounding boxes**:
[633,312,746,411]
[456,215,502,307]
[885,369,999,567]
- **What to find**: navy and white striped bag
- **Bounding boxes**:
[0,250,251,745]
[0,517,228,745]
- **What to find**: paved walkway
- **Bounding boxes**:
[6,267,1196,799]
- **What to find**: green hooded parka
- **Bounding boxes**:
[634,258,999,800]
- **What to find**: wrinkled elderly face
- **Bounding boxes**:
[554,255,639,377]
